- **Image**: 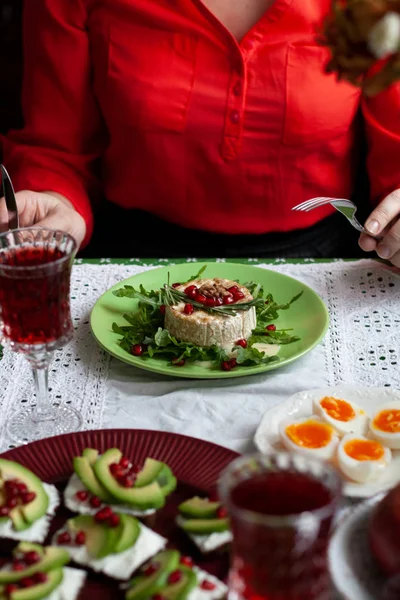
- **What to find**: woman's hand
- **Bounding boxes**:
[359,189,400,267]
[0,190,86,248]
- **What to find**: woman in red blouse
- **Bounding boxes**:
[1,0,400,261]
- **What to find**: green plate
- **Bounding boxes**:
[90,262,329,379]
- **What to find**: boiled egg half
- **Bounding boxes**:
[279,416,339,460]
[313,396,368,437]
[338,434,391,483]
[370,401,400,449]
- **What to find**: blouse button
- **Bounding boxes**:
[230,110,240,124]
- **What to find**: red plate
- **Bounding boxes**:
[0,429,238,598]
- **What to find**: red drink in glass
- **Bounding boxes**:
[0,244,73,345]
[219,453,342,600]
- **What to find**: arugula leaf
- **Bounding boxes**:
[249,331,300,345]
[236,345,280,366]
[112,285,160,308]
[183,265,207,284]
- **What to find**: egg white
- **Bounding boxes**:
[313,396,369,437]
[369,401,400,449]
[279,416,339,460]
[338,433,391,483]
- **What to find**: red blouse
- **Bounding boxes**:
[3,0,400,247]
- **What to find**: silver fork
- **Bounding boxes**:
[292,197,383,240]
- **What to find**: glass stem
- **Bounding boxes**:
[31,365,53,422]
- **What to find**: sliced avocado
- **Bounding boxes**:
[67,515,114,559]
[126,550,180,600]
[157,466,177,497]
[178,497,220,519]
[10,567,63,600]
[181,517,230,534]
[162,567,198,600]
[0,460,49,526]
[114,514,140,554]
[73,456,114,503]
[0,546,69,584]
[82,448,99,465]
[135,459,164,488]
[9,508,30,532]
[13,543,44,558]
[94,449,165,509]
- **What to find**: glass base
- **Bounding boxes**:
[7,405,83,445]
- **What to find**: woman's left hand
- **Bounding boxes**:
[359,189,400,266]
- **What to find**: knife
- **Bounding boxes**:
[1,164,19,230]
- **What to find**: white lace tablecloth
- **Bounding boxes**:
[0,258,399,453]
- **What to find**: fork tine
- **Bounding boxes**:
[292,197,333,211]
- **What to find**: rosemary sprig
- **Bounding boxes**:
[161,284,263,317]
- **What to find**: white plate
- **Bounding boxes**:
[329,495,387,600]
[254,386,400,497]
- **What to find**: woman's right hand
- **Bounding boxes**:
[0,190,86,247]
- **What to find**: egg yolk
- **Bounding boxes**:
[344,439,385,461]
[373,409,400,433]
[285,420,333,448]
[320,397,356,422]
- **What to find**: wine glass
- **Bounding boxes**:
[0,227,83,444]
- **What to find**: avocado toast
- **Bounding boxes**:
[177,497,232,553]
[64,448,177,518]
[0,542,86,600]
[124,550,227,600]
[0,460,59,543]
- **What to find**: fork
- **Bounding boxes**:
[292,197,383,240]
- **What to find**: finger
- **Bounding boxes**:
[365,189,400,235]
[388,249,400,268]
[358,231,378,252]
[376,218,400,259]
[36,212,86,248]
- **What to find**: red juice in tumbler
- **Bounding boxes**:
[228,471,334,600]
[0,245,72,345]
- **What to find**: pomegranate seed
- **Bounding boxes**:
[12,560,25,572]
[109,463,120,476]
[33,572,48,584]
[223,295,234,305]
[214,297,223,306]
[266,324,276,332]
[6,498,18,509]
[221,360,233,372]
[143,562,159,576]
[180,556,194,567]
[130,464,141,474]
[16,482,28,494]
[195,293,207,303]
[21,492,36,505]
[75,490,89,502]
[228,286,239,294]
[229,358,238,368]
[95,507,113,522]
[152,595,166,600]
[131,344,144,356]
[0,507,9,517]
[201,580,217,591]
[75,531,86,545]
[108,513,120,528]
[119,457,130,469]
[20,578,35,588]
[265,300,269,305]
[172,359,185,367]
[120,475,135,488]
[5,482,19,498]
[57,532,72,545]
[184,285,198,299]
[160,305,166,315]
[89,496,102,508]
[233,290,245,301]
[235,339,247,348]
[24,551,41,565]
[204,297,216,307]
[184,303,194,315]
[217,506,228,519]
[5,584,18,595]
[168,570,183,585]
[172,282,181,288]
